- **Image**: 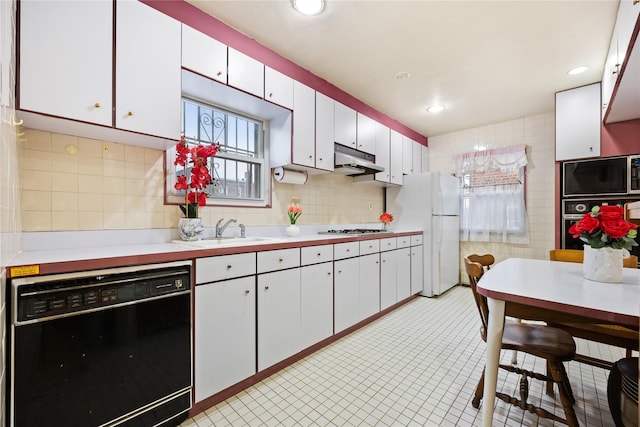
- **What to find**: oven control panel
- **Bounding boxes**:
[12,263,191,323]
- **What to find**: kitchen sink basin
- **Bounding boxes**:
[172,236,284,248]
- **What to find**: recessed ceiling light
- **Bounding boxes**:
[427,105,445,113]
[567,66,588,75]
[292,0,325,15]
[395,71,411,80]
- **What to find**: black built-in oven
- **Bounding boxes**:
[7,261,192,427]
[563,198,640,265]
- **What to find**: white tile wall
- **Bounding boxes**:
[20,129,386,232]
[428,113,557,281]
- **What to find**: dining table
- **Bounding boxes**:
[475,257,640,427]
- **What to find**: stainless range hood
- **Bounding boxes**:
[334,144,384,176]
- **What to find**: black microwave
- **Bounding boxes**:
[563,156,633,197]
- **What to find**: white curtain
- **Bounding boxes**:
[454,145,529,244]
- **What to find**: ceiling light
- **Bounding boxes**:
[567,66,588,75]
[427,105,445,113]
[395,71,411,80]
[292,0,325,15]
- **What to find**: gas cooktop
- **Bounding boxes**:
[318,229,385,235]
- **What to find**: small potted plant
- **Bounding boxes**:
[286,198,302,237]
[174,135,219,240]
[379,212,394,231]
[568,204,637,282]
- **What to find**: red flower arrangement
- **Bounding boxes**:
[174,136,220,218]
[287,199,302,225]
[379,212,394,229]
[568,205,638,251]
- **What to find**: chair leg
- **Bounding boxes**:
[558,362,575,405]
[545,363,554,395]
[511,350,518,365]
[472,367,485,409]
[548,360,579,427]
[626,348,632,358]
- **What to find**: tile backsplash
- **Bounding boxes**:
[19,129,385,232]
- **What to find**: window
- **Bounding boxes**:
[454,145,529,244]
[166,98,270,207]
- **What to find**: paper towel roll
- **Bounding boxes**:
[273,167,308,184]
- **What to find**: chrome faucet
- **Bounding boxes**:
[215,218,237,238]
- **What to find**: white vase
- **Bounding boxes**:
[178,217,205,241]
[285,224,300,237]
[582,245,625,283]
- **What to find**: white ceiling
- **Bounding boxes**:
[186,0,620,138]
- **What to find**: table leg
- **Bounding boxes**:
[482,297,506,427]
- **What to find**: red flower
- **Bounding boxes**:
[175,136,220,218]
[379,212,394,224]
[602,218,638,239]
[568,213,600,237]
[568,204,638,251]
[599,205,624,221]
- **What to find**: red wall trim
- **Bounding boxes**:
[140,0,427,145]
[601,119,640,157]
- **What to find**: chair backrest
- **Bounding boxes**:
[550,249,638,268]
[464,257,489,338]
[466,253,495,271]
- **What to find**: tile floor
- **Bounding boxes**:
[181,285,625,426]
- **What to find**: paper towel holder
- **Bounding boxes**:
[273,167,308,184]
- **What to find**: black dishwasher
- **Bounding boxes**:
[7,261,192,427]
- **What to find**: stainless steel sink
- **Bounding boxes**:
[172,236,284,248]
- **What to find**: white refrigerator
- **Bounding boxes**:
[386,172,460,296]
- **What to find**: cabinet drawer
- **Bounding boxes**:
[257,248,300,273]
[359,239,380,255]
[196,252,256,284]
[396,236,411,248]
[411,235,423,246]
[301,245,334,266]
[334,242,359,260]
[379,237,397,252]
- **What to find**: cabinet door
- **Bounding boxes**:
[412,140,422,175]
[334,257,359,333]
[194,276,256,402]
[555,83,601,161]
[181,24,227,83]
[292,81,315,168]
[19,1,112,125]
[257,269,301,371]
[334,101,357,149]
[301,262,333,348]
[380,250,397,310]
[116,0,181,139]
[228,47,264,98]
[402,136,413,175]
[374,122,391,183]
[265,67,294,109]
[315,92,335,172]
[359,253,380,321]
[390,130,404,185]
[396,247,411,301]
[421,145,430,173]
[356,113,376,154]
[410,245,424,295]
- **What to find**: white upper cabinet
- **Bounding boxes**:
[374,122,391,183]
[19,1,112,126]
[334,101,357,149]
[356,113,376,154]
[116,0,181,139]
[265,67,294,109]
[315,92,335,172]
[228,47,264,98]
[412,140,422,175]
[292,81,315,168]
[421,145,430,173]
[181,24,227,84]
[390,130,404,185]
[402,136,413,175]
[555,83,601,161]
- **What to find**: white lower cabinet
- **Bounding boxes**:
[359,253,380,320]
[257,268,302,371]
[301,262,334,348]
[410,244,424,295]
[194,276,256,402]
[396,247,411,301]
[334,257,360,333]
[380,250,397,310]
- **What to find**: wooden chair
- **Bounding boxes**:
[548,249,639,368]
[549,248,638,268]
[465,257,579,426]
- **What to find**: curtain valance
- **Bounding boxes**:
[453,144,527,175]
